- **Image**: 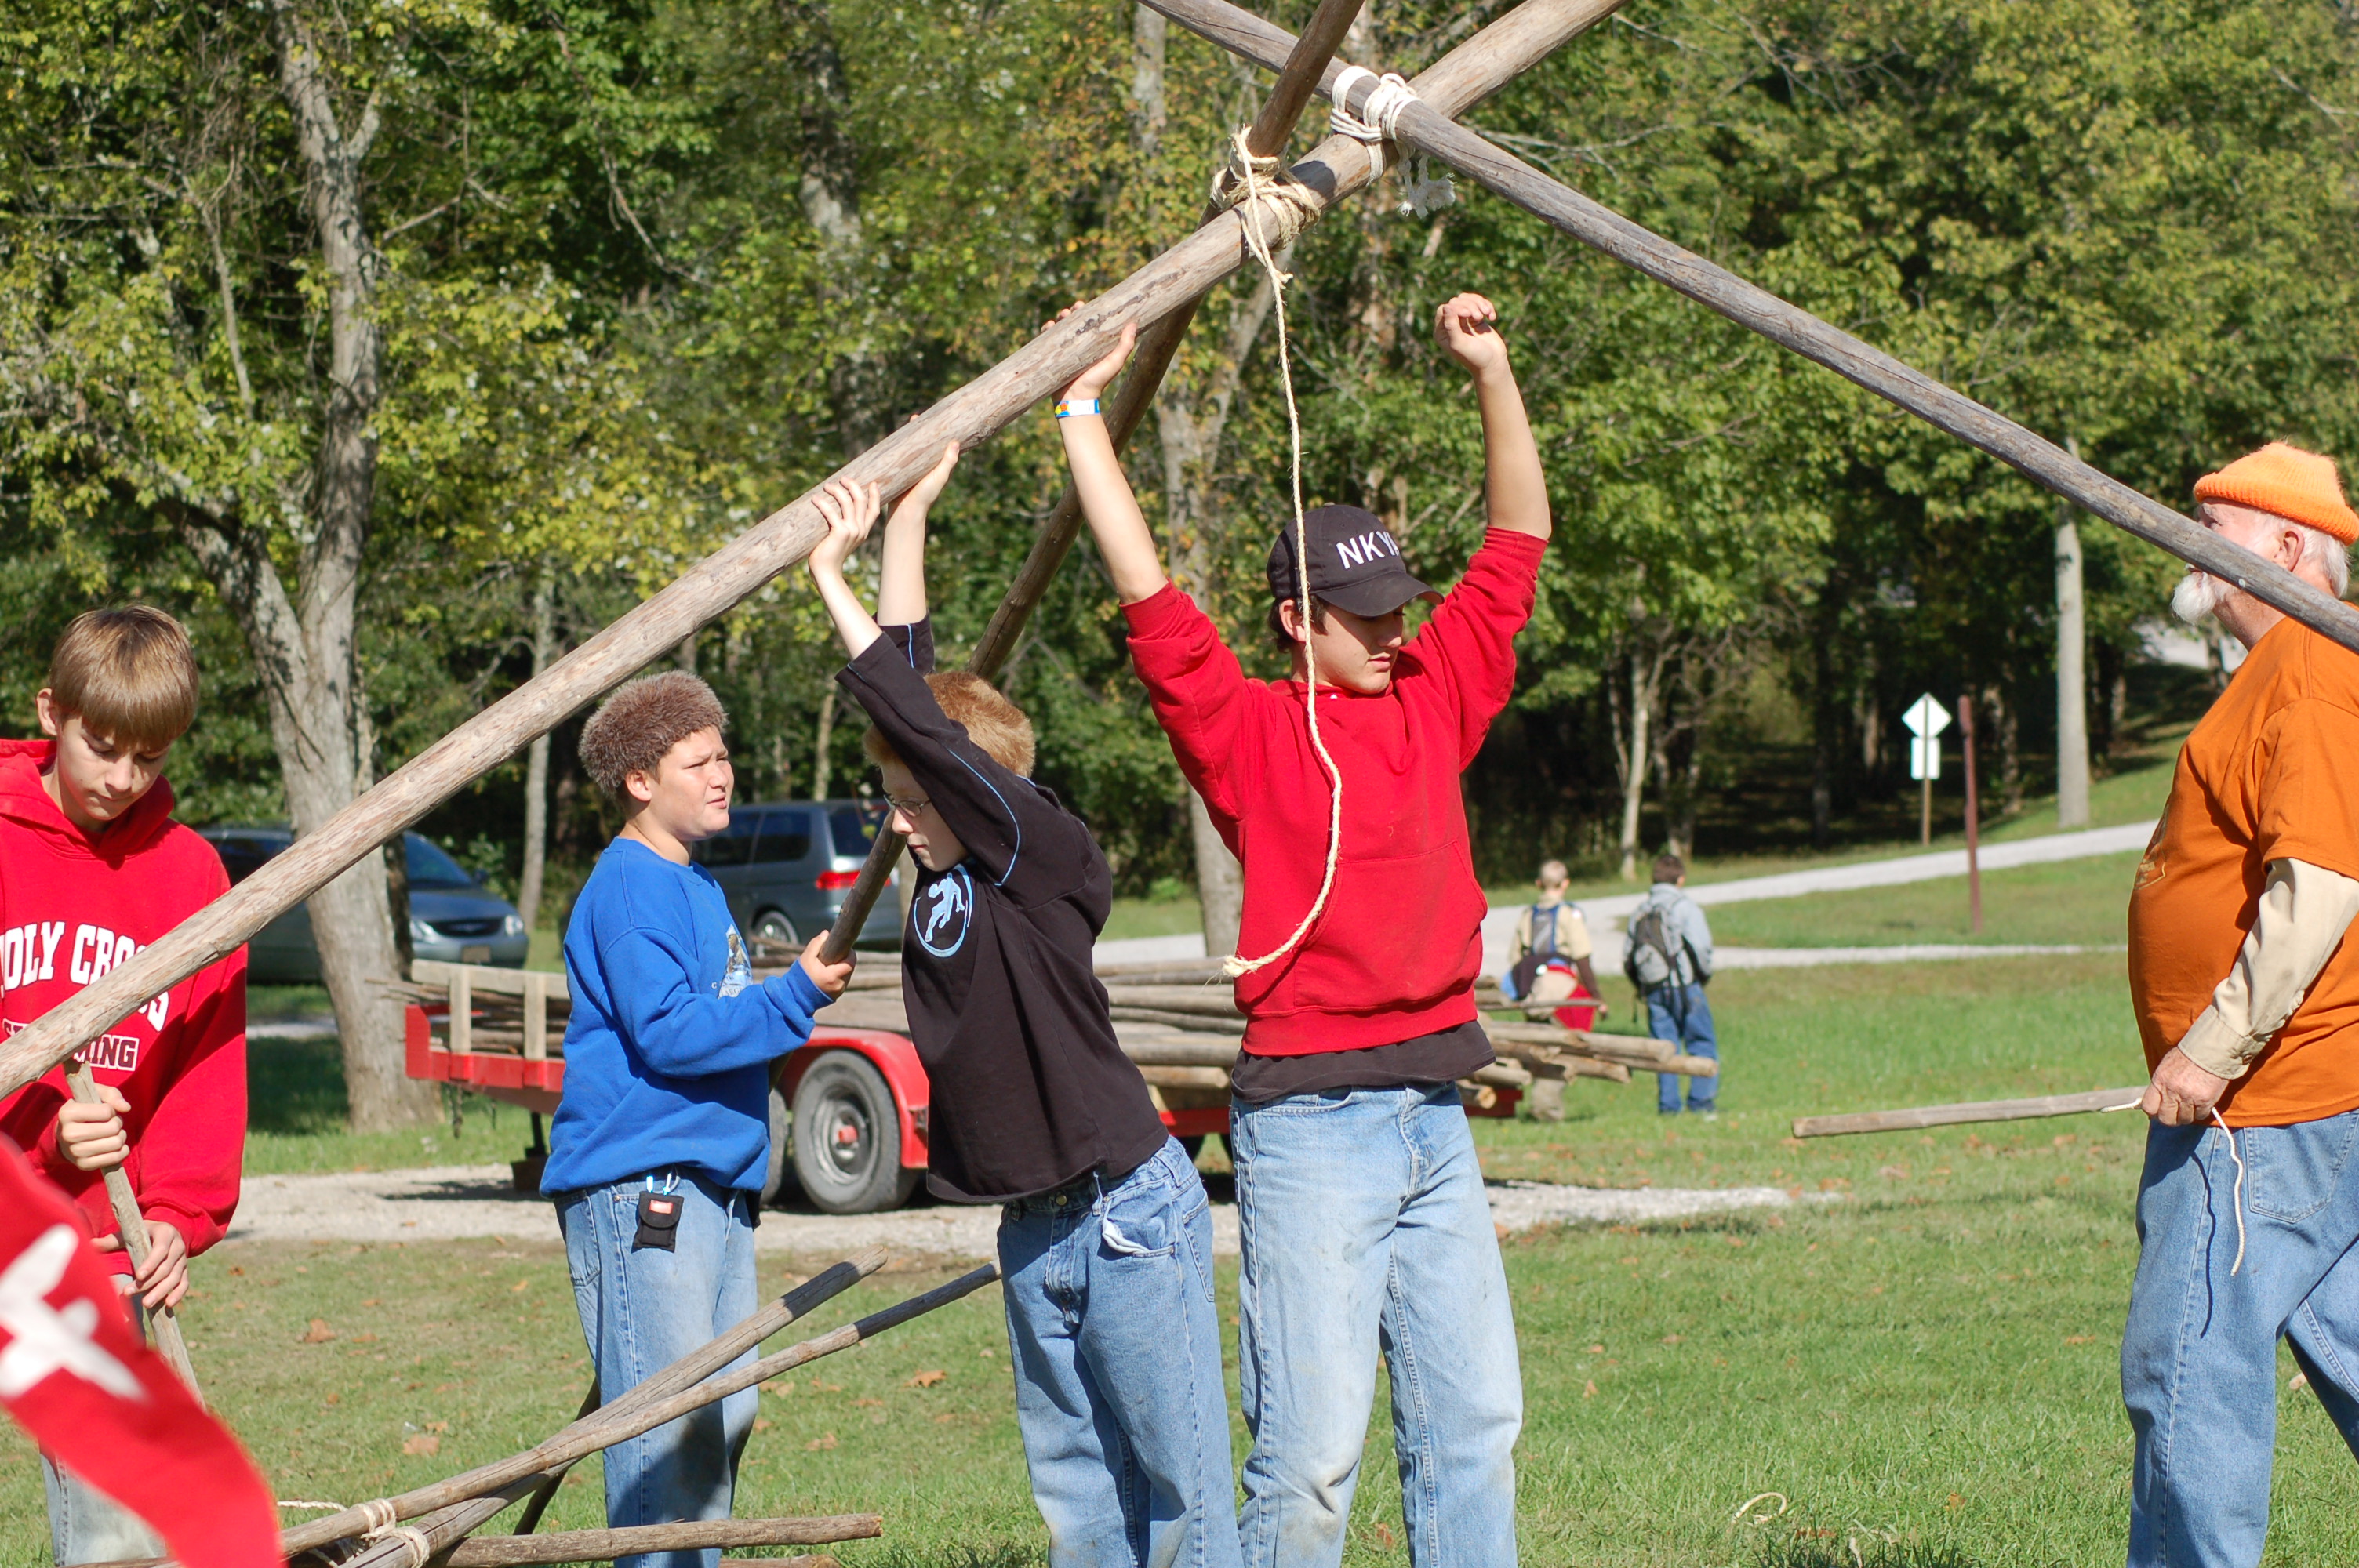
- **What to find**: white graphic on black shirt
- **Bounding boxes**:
[916,868,974,959]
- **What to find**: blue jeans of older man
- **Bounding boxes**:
[557,1171,760,1568]
[1646,983,1718,1113]
[2124,1111,2359,1567]
[1230,1083,1521,1568]
[998,1138,1240,1568]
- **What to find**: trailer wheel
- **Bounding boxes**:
[791,1051,921,1214]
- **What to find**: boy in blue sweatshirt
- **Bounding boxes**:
[543,670,852,1568]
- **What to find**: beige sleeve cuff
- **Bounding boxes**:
[2177,858,2359,1079]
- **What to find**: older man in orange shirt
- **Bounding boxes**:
[2122,443,2359,1568]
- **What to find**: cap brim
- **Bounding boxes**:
[1318,573,1442,617]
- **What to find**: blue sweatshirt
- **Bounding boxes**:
[541,837,831,1195]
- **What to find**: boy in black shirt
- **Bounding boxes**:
[806,452,1241,1568]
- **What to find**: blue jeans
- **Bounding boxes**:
[1646,983,1718,1112]
[558,1171,761,1568]
[1230,1085,1521,1568]
[998,1138,1240,1568]
[43,1454,161,1565]
[2124,1112,2359,1566]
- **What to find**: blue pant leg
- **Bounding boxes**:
[1074,1141,1243,1568]
[2123,1113,2359,1568]
[1233,1091,1411,1568]
[1383,1090,1522,1568]
[1647,991,1684,1112]
[1679,986,1719,1110]
[560,1177,754,1568]
[1002,1190,1140,1567]
[2285,1236,2359,1460]
[42,1454,162,1566]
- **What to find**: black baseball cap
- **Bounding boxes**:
[1265,504,1439,618]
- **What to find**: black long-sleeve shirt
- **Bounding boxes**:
[835,624,1168,1202]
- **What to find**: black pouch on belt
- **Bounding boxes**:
[634,1189,682,1251]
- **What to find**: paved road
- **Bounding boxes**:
[227,1166,1821,1260]
[1092,820,2155,971]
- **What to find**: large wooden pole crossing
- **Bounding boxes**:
[1147,0,2359,659]
[0,0,1618,1096]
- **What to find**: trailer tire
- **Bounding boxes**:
[763,1083,799,1207]
[791,1051,921,1214]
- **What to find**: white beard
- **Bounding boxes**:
[2172,570,2230,625]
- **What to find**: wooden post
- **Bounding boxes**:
[1793,1087,2146,1138]
[62,1062,202,1398]
[811,0,1627,962]
[1148,0,2359,653]
[440,1516,882,1567]
[447,965,474,1056]
[1920,769,1932,848]
[522,970,548,1062]
[1962,695,1982,933]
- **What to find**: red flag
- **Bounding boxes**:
[0,1139,279,1568]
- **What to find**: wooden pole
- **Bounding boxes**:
[439,1515,882,1566]
[813,0,1618,963]
[1921,770,1932,848]
[1792,1087,2146,1138]
[1147,0,2359,657]
[293,1265,1001,1563]
[1962,694,1982,933]
[282,1248,889,1555]
[62,1063,201,1398]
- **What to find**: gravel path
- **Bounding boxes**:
[227,1166,1818,1260]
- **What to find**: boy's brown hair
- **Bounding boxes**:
[47,606,200,750]
[1652,852,1686,884]
[578,671,729,797]
[864,673,1035,778]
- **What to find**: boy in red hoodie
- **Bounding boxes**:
[1058,293,1548,1568]
[0,606,247,1566]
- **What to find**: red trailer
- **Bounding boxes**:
[398,959,1241,1214]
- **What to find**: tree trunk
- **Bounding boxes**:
[1993,682,2024,817]
[1187,793,1242,958]
[1131,5,1168,154]
[2054,502,2091,829]
[180,1,423,1131]
[517,567,557,932]
[809,688,838,801]
[1613,647,1661,880]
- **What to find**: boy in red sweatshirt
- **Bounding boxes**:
[0,606,247,1566]
[1058,292,1548,1568]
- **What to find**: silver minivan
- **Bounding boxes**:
[692,799,903,949]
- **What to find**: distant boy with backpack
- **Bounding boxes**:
[1624,852,1717,1116]
[543,668,854,1565]
[1060,291,1545,1567]
[1501,858,1604,1011]
[803,451,1239,1568]
[0,606,249,1566]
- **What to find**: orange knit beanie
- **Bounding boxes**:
[2193,442,2358,544]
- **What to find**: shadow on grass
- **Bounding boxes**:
[249,1033,350,1137]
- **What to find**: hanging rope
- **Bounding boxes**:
[2213,1109,2248,1276]
[1215,125,1343,982]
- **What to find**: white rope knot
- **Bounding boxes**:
[1329,66,1419,180]
[356,1499,398,1531]
[362,1523,434,1567]
[1208,129,1323,252]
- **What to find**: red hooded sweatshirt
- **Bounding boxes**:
[1122,527,1543,1055]
[0,739,246,1268]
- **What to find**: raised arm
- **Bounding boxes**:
[1050,310,1168,604]
[1436,293,1549,541]
[806,477,887,660]
[878,442,959,626]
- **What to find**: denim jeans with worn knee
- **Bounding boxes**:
[1646,983,1718,1113]
[1230,1084,1521,1568]
[43,1454,162,1566]
[2124,1110,2359,1567]
[998,1138,1240,1568]
[558,1171,760,1568]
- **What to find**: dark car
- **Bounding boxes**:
[689,799,903,949]
[201,827,532,983]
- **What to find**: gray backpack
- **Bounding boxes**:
[1623,902,1681,991]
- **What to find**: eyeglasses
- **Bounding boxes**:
[885,794,932,818]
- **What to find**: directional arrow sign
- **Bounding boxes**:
[1903,693,1951,781]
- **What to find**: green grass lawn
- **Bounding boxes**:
[16,946,2357,1566]
[1701,851,2141,951]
